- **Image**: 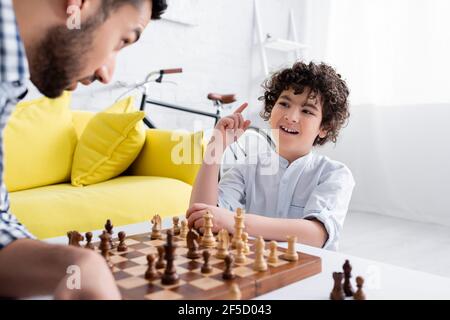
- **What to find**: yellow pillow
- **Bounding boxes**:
[71,111,146,187]
[129,129,204,185]
[4,92,77,192]
[71,97,136,138]
[104,96,136,113]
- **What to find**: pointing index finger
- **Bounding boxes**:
[233,103,249,114]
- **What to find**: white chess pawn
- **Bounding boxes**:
[234,240,247,264]
[215,229,229,259]
[179,220,188,239]
[241,232,250,254]
[253,236,268,272]
[201,211,216,248]
[267,240,279,264]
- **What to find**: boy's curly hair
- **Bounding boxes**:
[259,61,350,146]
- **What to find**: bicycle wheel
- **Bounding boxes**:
[220,126,276,178]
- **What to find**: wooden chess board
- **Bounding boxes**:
[94,230,322,300]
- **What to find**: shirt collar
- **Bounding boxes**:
[278,151,314,169]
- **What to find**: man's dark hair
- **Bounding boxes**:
[259,61,350,146]
[102,0,168,20]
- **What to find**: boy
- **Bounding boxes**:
[187,61,354,251]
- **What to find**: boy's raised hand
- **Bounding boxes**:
[210,103,252,150]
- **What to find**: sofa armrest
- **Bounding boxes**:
[129,129,205,185]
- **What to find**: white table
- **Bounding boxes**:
[46,219,450,300]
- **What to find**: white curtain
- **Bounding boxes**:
[310,0,450,226]
[322,0,450,106]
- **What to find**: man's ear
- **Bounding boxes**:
[67,0,83,12]
[66,0,96,17]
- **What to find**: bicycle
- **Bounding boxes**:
[116,68,276,177]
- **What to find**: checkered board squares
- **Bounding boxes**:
[92,230,322,300]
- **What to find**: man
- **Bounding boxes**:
[0,0,167,299]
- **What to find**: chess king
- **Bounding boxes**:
[0,0,168,300]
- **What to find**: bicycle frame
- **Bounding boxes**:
[139,94,221,129]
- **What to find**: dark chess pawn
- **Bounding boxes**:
[353,276,366,300]
[201,250,213,274]
[330,272,345,300]
[343,260,354,297]
[222,254,236,280]
[99,231,113,269]
[161,230,179,285]
[145,254,160,281]
[156,246,166,269]
[186,229,201,259]
[84,232,95,250]
[105,219,115,249]
[117,231,128,252]
[67,231,84,247]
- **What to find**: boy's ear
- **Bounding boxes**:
[318,128,327,139]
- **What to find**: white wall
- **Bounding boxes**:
[317,104,450,227]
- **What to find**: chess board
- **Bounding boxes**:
[95,230,322,300]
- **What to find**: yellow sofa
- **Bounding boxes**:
[8,110,203,240]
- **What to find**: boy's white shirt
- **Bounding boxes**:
[218,150,355,251]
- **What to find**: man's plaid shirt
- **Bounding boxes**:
[0,0,35,249]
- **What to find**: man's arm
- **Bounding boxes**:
[0,239,121,299]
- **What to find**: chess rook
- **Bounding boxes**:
[281,235,299,262]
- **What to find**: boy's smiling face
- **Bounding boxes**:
[269,87,327,162]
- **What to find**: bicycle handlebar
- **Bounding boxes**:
[161,68,183,74]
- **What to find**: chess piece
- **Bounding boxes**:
[156,246,166,269]
[172,216,181,236]
[241,232,250,254]
[117,231,128,252]
[201,250,213,274]
[353,276,366,300]
[234,240,247,264]
[343,260,354,297]
[151,214,162,240]
[145,254,160,281]
[187,229,201,259]
[330,272,345,300]
[84,232,94,250]
[222,254,236,280]
[179,220,189,239]
[253,236,268,272]
[99,231,113,269]
[267,240,278,264]
[228,283,242,300]
[105,219,115,249]
[281,235,299,262]
[161,230,180,285]
[67,231,84,247]
[232,208,245,249]
[201,211,216,248]
[215,229,230,259]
